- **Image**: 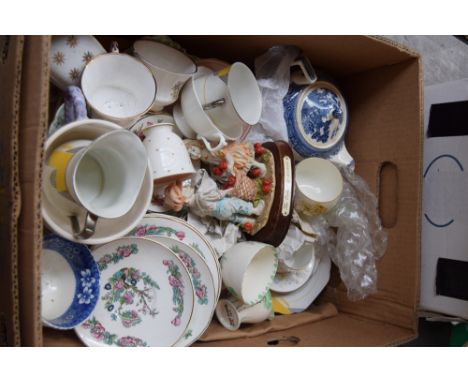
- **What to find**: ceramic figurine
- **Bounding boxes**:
[185,139,267,177]
[163,169,265,227]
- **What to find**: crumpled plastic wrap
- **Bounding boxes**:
[296,166,387,301]
[246,45,301,143]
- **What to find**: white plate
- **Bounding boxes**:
[145,236,216,346]
[128,214,221,300]
[75,237,194,347]
[270,259,316,294]
[271,255,331,314]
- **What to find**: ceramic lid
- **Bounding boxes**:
[295,81,348,151]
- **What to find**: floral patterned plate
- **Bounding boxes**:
[129,214,221,299]
[75,237,194,347]
[144,236,216,346]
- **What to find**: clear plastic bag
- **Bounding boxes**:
[246,45,301,143]
[297,166,388,301]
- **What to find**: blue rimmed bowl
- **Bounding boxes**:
[283,80,349,160]
[41,235,100,329]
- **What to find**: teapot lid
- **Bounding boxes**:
[295,81,348,152]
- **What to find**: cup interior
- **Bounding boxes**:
[41,248,76,320]
[286,242,315,270]
[134,40,196,75]
[227,62,262,125]
[81,54,155,119]
[73,131,147,219]
[296,158,343,203]
[241,245,277,303]
[41,235,100,329]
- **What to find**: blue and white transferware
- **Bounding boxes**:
[283,68,354,167]
[41,234,100,329]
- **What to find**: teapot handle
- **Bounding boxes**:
[291,55,317,85]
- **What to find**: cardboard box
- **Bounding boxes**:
[421,79,468,320]
[1,35,423,346]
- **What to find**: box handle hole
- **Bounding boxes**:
[267,336,300,346]
[378,161,399,228]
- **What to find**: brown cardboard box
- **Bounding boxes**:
[1,35,422,346]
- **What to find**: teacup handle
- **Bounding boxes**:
[291,55,317,85]
[199,134,227,154]
[64,86,88,124]
[70,212,99,240]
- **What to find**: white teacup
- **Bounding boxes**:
[294,157,343,216]
[197,62,262,132]
[65,129,148,238]
[215,292,273,331]
[221,241,278,305]
[277,241,316,273]
[81,49,156,128]
[140,121,195,186]
[133,40,197,111]
[176,67,243,152]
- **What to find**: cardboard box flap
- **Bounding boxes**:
[174,35,418,78]
[0,35,24,346]
[17,35,51,346]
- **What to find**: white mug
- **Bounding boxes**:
[197,62,262,132]
[221,241,278,305]
[140,122,196,186]
[177,67,243,152]
[81,47,156,128]
[65,129,148,238]
[133,39,197,111]
[215,291,273,331]
[294,157,343,216]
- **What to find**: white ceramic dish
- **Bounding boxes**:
[128,214,221,299]
[42,119,153,245]
[50,35,106,90]
[271,255,331,314]
[270,257,316,294]
[41,235,100,329]
[133,39,197,111]
[81,52,156,128]
[144,236,216,346]
[75,237,194,347]
[221,241,278,305]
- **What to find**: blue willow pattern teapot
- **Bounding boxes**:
[283,56,354,168]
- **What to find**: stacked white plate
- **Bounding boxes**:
[75,214,220,347]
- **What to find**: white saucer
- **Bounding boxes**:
[42,119,153,245]
[270,259,316,294]
[75,237,194,347]
[271,255,331,314]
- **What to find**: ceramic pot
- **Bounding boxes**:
[141,122,195,186]
[283,57,353,167]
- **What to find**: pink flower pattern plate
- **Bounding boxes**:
[75,237,194,347]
